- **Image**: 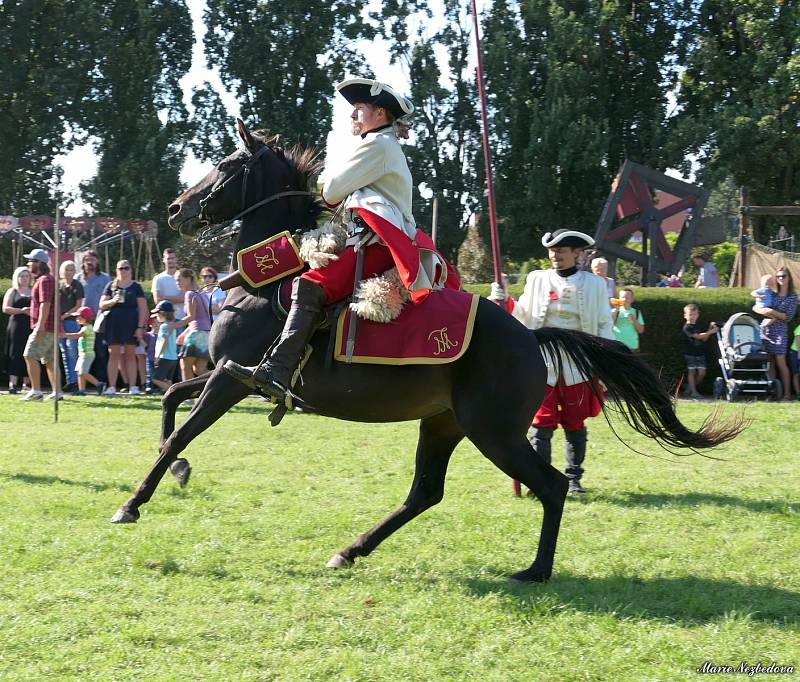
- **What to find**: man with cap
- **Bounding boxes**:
[225,78,457,400]
[20,248,60,401]
[490,230,614,494]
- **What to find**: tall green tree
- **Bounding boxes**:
[675,0,800,241]
[199,0,374,152]
[380,0,483,260]
[0,0,97,214]
[483,0,685,260]
[79,0,193,229]
[188,83,238,165]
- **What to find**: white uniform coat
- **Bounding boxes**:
[513,269,614,386]
[321,127,416,238]
[320,126,447,294]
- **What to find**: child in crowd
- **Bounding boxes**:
[611,287,645,351]
[152,300,179,393]
[790,321,800,399]
[62,306,105,396]
[751,274,776,325]
[143,320,157,394]
[682,303,718,399]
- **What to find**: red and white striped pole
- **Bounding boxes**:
[470,0,521,497]
[469,0,503,285]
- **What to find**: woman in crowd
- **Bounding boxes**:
[172,268,212,381]
[591,257,616,299]
[98,260,148,396]
[58,260,84,392]
[755,265,797,400]
[3,266,33,393]
[199,266,226,323]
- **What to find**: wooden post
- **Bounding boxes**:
[647,217,659,286]
[738,186,748,287]
[431,196,439,246]
[640,225,648,287]
[53,206,61,422]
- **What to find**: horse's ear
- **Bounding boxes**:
[236,117,257,152]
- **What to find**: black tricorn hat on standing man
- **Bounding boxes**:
[335,78,415,121]
[541,229,595,249]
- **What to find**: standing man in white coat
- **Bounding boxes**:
[490,230,614,494]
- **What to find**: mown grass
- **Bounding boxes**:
[0,395,797,681]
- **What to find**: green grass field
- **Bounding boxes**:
[0,395,797,681]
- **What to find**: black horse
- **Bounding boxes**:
[112,119,742,582]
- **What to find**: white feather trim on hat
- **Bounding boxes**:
[335,78,414,119]
[541,230,595,248]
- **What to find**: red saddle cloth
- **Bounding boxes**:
[333,289,479,365]
[238,231,304,288]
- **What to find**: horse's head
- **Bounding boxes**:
[168,119,323,240]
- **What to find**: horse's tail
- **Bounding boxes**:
[532,327,745,451]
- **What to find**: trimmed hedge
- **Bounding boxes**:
[465,283,755,392]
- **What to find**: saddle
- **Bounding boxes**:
[219,227,475,425]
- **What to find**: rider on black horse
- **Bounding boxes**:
[224,78,458,399]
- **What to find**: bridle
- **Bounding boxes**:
[197,144,314,245]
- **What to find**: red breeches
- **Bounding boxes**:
[301,243,395,305]
[532,380,604,431]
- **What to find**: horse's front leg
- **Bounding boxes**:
[159,373,213,487]
[327,411,463,569]
[111,368,251,523]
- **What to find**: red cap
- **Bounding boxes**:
[75,305,94,321]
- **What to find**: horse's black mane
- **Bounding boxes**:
[251,129,326,222]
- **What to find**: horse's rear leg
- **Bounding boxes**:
[111,369,251,523]
[327,410,463,569]
[466,429,568,583]
[160,373,212,486]
[161,373,211,445]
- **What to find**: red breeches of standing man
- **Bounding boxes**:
[532,380,603,431]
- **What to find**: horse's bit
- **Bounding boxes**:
[197,144,314,245]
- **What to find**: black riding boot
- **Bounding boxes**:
[528,427,554,465]
[564,428,588,494]
[223,278,326,400]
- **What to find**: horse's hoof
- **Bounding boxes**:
[508,566,551,584]
[326,553,353,569]
[170,459,192,488]
[111,507,139,524]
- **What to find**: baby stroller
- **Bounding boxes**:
[713,312,781,401]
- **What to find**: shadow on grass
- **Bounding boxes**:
[76,397,281,417]
[0,471,132,493]
[461,571,800,624]
[584,491,797,515]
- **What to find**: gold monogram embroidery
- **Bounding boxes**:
[254,247,280,273]
[428,327,459,355]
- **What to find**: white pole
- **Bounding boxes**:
[53,207,61,422]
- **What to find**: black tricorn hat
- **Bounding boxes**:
[336,78,414,121]
[541,229,595,249]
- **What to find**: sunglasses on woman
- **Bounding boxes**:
[117,266,131,271]
[201,273,215,279]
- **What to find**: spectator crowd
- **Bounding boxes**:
[2,247,225,401]
[3,247,799,403]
